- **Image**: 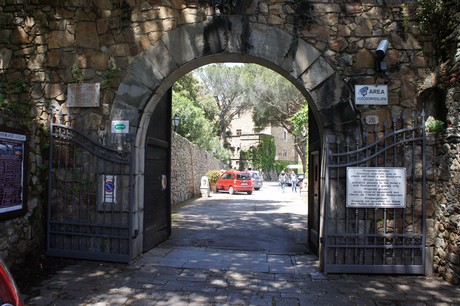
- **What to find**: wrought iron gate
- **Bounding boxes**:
[325,112,426,274]
[47,123,134,262]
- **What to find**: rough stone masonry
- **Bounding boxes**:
[0,0,458,284]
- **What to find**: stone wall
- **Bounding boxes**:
[430,1,460,285]
[432,136,460,284]
[171,132,224,205]
[0,0,458,283]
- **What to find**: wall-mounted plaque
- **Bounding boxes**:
[346,167,406,208]
[68,83,100,107]
[355,85,388,105]
[111,120,129,134]
[0,128,27,219]
[365,115,379,125]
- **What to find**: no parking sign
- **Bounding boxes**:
[101,175,117,203]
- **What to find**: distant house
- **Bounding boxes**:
[226,110,299,171]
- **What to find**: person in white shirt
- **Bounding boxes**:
[290,171,297,192]
[278,170,287,193]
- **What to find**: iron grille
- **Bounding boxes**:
[324,112,427,274]
[47,124,134,263]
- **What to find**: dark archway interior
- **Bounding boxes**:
[417,87,447,122]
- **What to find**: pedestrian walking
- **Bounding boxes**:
[278,170,287,193]
[290,171,297,192]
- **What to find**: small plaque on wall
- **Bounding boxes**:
[68,83,100,107]
[365,115,379,125]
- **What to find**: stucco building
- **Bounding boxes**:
[227,109,299,170]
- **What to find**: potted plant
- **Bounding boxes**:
[206,170,221,193]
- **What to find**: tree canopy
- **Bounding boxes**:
[194,64,253,147]
[172,73,230,163]
[172,63,309,172]
[244,64,309,172]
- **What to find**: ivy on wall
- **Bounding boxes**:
[0,78,31,120]
[417,0,460,62]
[240,135,276,173]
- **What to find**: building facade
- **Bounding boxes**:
[227,110,298,170]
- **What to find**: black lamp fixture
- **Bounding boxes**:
[375,39,389,73]
[172,114,181,131]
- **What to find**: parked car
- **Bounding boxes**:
[0,258,24,306]
[216,170,253,195]
[248,170,263,190]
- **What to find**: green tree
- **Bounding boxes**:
[245,65,305,129]
[172,75,231,164]
[173,72,200,102]
[177,64,309,171]
[244,64,309,172]
[194,64,253,147]
[289,105,309,173]
[173,72,218,121]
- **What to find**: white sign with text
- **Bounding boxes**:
[346,167,406,208]
[355,85,388,105]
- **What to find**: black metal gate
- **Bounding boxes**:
[324,112,426,274]
[47,123,134,262]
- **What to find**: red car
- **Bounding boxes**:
[0,258,24,306]
[216,170,253,195]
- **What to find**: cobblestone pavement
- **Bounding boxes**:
[24,245,460,306]
[25,183,460,305]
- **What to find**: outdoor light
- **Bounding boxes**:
[375,39,389,73]
[172,114,181,131]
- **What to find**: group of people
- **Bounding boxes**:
[278,170,298,193]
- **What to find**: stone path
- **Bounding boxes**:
[25,183,460,305]
[25,245,460,305]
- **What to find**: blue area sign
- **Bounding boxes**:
[355,85,388,105]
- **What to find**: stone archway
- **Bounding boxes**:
[109,16,360,258]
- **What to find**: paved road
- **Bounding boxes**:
[167,181,309,254]
[25,182,460,305]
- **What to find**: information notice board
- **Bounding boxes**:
[0,129,27,218]
[346,167,406,208]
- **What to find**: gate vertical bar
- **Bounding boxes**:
[411,112,416,265]
[421,110,427,271]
